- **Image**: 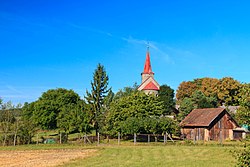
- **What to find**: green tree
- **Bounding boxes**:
[159,117,178,135]
[217,77,241,105]
[235,83,250,126]
[0,98,2,108]
[158,84,175,115]
[200,78,220,98]
[85,63,110,136]
[0,101,16,146]
[105,91,164,136]
[57,101,91,138]
[143,116,159,135]
[113,83,139,101]
[18,119,36,144]
[121,117,143,135]
[176,81,197,102]
[176,77,242,106]
[31,88,82,129]
[178,90,217,121]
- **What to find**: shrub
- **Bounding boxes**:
[233,146,250,167]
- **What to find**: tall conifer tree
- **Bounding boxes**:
[85,63,110,136]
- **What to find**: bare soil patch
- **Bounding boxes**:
[0,149,97,167]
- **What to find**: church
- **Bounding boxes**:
[137,47,160,95]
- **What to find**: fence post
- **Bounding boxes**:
[97,132,100,145]
[118,132,120,145]
[164,133,166,144]
[166,132,168,143]
[134,133,136,145]
[148,134,150,143]
[36,133,39,145]
[84,134,86,144]
[60,133,62,144]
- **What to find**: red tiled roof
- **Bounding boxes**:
[143,51,154,74]
[180,108,225,127]
[142,81,159,90]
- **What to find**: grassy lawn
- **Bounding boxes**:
[0,142,239,167]
[61,144,236,167]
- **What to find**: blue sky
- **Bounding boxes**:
[1,0,250,105]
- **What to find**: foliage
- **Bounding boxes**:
[113,83,139,101]
[217,77,241,105]
[103,90,114,110]
[176,81,197,102]
[18,120,37,144]
[57,101,91,135]
[200,77,220,97]
[235,83,250,126]
[176,77,241,106]
[177,90,217,121]
[158,84,175,115]
[0,101,16,146]
[104,91,178,136]
[233,146,250,167]
[30,88,82,130]
[158,116,178,135]
[85,63,110,135]
[121,117,143,135]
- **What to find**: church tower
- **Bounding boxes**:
[137,47,160,95]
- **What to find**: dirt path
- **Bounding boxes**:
[0,149,97,167]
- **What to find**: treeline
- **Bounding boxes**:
[0,64,177,145]
[1,64,249,146]
[176,77,250,123]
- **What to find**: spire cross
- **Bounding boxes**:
[147,42,150,51]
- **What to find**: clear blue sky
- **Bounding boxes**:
[1,0,250,105]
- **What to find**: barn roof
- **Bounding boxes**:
[180,108,226,127]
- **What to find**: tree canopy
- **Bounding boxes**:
[177,90,218,121]
[104,91,178,135]
[158,84,175,115]
[25,88,82,130]
[176,77,241,106]
[235,83,250,126]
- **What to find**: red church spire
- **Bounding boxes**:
[143,47,154,74]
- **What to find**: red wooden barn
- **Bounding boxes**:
[180,108,240,141]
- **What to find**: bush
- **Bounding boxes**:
[233,146,250,167]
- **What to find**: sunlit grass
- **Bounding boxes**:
[61,144,236,167]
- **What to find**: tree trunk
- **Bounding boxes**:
[13,121,19,146]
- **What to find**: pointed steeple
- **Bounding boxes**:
[142,47,154,74]
[138,45,160,95]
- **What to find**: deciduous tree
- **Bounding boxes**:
[31,88,82,129]
[217,77,241,105]
[176,81,197,102]
[158,84,175,115]
[178,90,217,121]
[105,91,165,136]
[235,83,250,126]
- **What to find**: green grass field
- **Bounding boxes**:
[61,144,236,167]
[0,142,239,167]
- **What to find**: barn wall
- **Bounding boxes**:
[209,113,238,141]
[181,113,238,141]
[181,128,205,140]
